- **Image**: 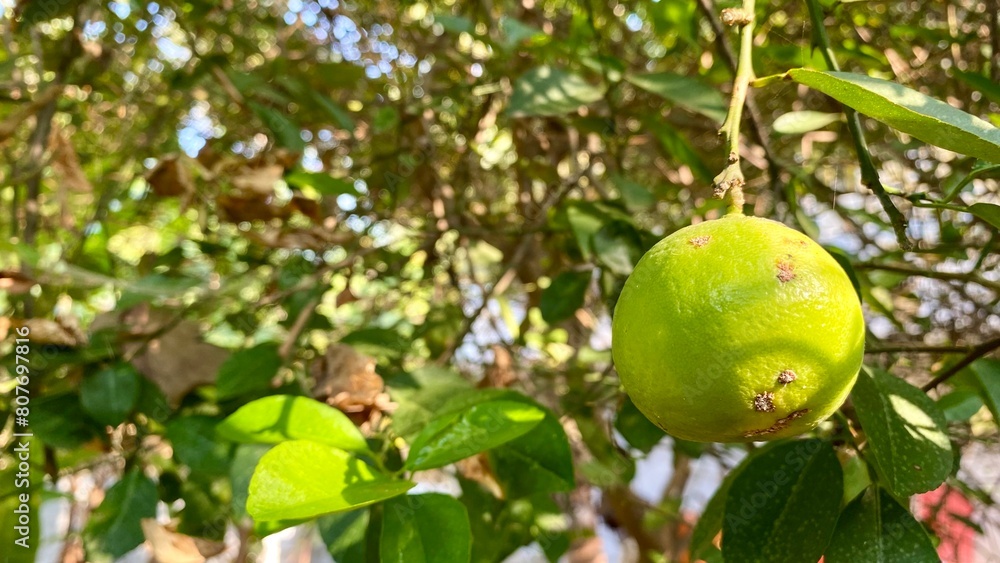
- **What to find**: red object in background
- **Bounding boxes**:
[914,484,976,563]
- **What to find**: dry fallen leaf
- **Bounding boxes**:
[231,164,284,195]
[244,226,352,250]
[216,192,291,222]
[49,127,93,193]
[0,270,36,294]
[147,155,195,197]
[141,519,226,563]
[11,318,85,347]
[311,343,392,425]
[91,305,229,406]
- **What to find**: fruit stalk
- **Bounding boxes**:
[714,0,756,214]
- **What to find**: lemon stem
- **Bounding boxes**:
[713,0,755,215]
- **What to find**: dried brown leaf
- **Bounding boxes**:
[0,270,36,294]
[311,344,388,424]
[147,155,195,197]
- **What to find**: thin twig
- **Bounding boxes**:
[805,0,911,249]
[853,262,1000,292]
[921,336,1000,391]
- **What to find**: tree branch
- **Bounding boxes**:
[921,336,1000,391]
[805,0,911,250]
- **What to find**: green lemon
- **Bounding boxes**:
[611,215,864,443]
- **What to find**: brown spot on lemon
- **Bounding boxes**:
[776,258,796,283]
[689,235,712,248]
[777,370,797,385]
[743,408,811,438]
[753,392,775,412]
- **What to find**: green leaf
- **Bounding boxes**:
[772,111,842,135]
[937,387,983,422]
[614,397,665,453]
[509,66,605,117]
[389,367,474,440]
[826,487,939,563]
[645,119,712,182]
[954,70,1000,105]
[83,470,158,563]
[969,202,1000,229]
[216,343,283,400]
[626,72,727,123]
[539,271,591,324]
[285,171,358,196]
[166,415,231,475]
[310,92,357,130]
[722,439,842,563]
[593,222,643,276]
[380,494,471,563]
[971,359,1000,423]
[610,174,656,211]
[247,440,414,521]
[31,392,100,449]
[217,395,368,452]
[489,404,575,498]
[250,102,306,151]
[231,443,271,518]
[80,363,141,427]
[851,367,953,497]
[405,399,546,471]
[319,509,370,562]
[842,453,873,505]
[788,69,1000,163]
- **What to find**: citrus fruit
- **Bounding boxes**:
[611,214,865,443]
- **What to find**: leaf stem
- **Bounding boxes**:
[805,0,911,249]
[713,0,755,214]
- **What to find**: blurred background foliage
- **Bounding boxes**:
[2,0,1000,561]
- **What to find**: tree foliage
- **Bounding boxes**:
[2,0,1000,561]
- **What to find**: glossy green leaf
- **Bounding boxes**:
[826,487,938,563]
[217,395,368,452]
[509,66,605,117]
[971,359,1000,423]
[230,443,270,518]
[216,343,283,399]
[380,494,471,563]
[610,174,655,211]
[722,439,842,563]
[593,222,643,276]
[969,202,1000,229]
[83,470,158,563]
[247,440,414,521]
[851,367,952,496]
[788,69,1000,162]
[319,509,370,562]
[614,397,665,453]
[773,111,842,135]
[406,399,546,471]
[80,363,141,427]
[31,392,100,449]
[626,72,727,123]
[937,387,983,422]
[285,171,358,196]
[489,406,575,498]
[539,271,591,324]
[166,415,231,475]
[954,70,1000,105]
[842,454,873,505]
[389,367,474,440]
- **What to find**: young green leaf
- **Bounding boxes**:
[722,439,843,563]
[969,202,1000,230]
[614,397,666,454]
[389,367,474,440]
[406,399,546,471]
[826,487,938,563]
[508,66,604,117]
[216,343,283,400]
[540,271,591,324]
[788,69,1000,163]
[772,111,842,135]
[284,171,358,196]
[217,394,368,453]
[626,72,727,123]
[851,367,952,497]
[250,102,306,151]
[937,387,984,422]
[83,470,158,563]
[380,494,471,563]
[247,440,413,521]
[80,362,141,427]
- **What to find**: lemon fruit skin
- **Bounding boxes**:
[611,215,864,443]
